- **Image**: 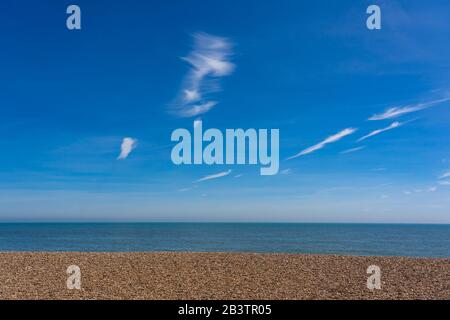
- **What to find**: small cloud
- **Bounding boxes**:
[280,168,292,175]
[439,171,450,179]
[372,168,387,172]
[177,101,217,118]
[369,97,450,120]
[340,146,365,154]
[234,174,243,178]
[194,169,232,183]
[183,89,200,102]
[438,180,450,186]
[408,186,438,193]
[357,122,402,142]
[287,128,357,160]
[117,137,137,160]
[177,188,192,192]
[403,190,412,195]
[380,195,389,199]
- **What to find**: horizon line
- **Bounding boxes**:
[0,221,449,226]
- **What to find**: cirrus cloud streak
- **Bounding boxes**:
[369,97,450,120]
[287,128,357,160]
[194,169,232,183]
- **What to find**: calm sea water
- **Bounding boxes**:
[0,223,449,257]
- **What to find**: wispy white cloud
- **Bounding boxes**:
[340,146,365,154]
[183,90,200,102]
[280,168,292,175]
[194,169,232,183]
[369,97,450,120]
[177,101,217,118]
[170,32,235,118]
[438,180,450,186]
[234,174,243,178]
[117,137,137,160]
[357,122,402,142]
[405,186,438,193]
[439,171,450,179]
[287,128,357,160]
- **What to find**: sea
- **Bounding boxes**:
[0,223,449,258]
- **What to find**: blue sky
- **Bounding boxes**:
[1,0,450,222]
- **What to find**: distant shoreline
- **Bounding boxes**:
[1,252,449,300]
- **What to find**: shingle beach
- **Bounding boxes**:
[0,252,449,300]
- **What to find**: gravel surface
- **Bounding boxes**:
[0,252,449,300]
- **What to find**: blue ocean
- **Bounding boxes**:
[0,223,449,258]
